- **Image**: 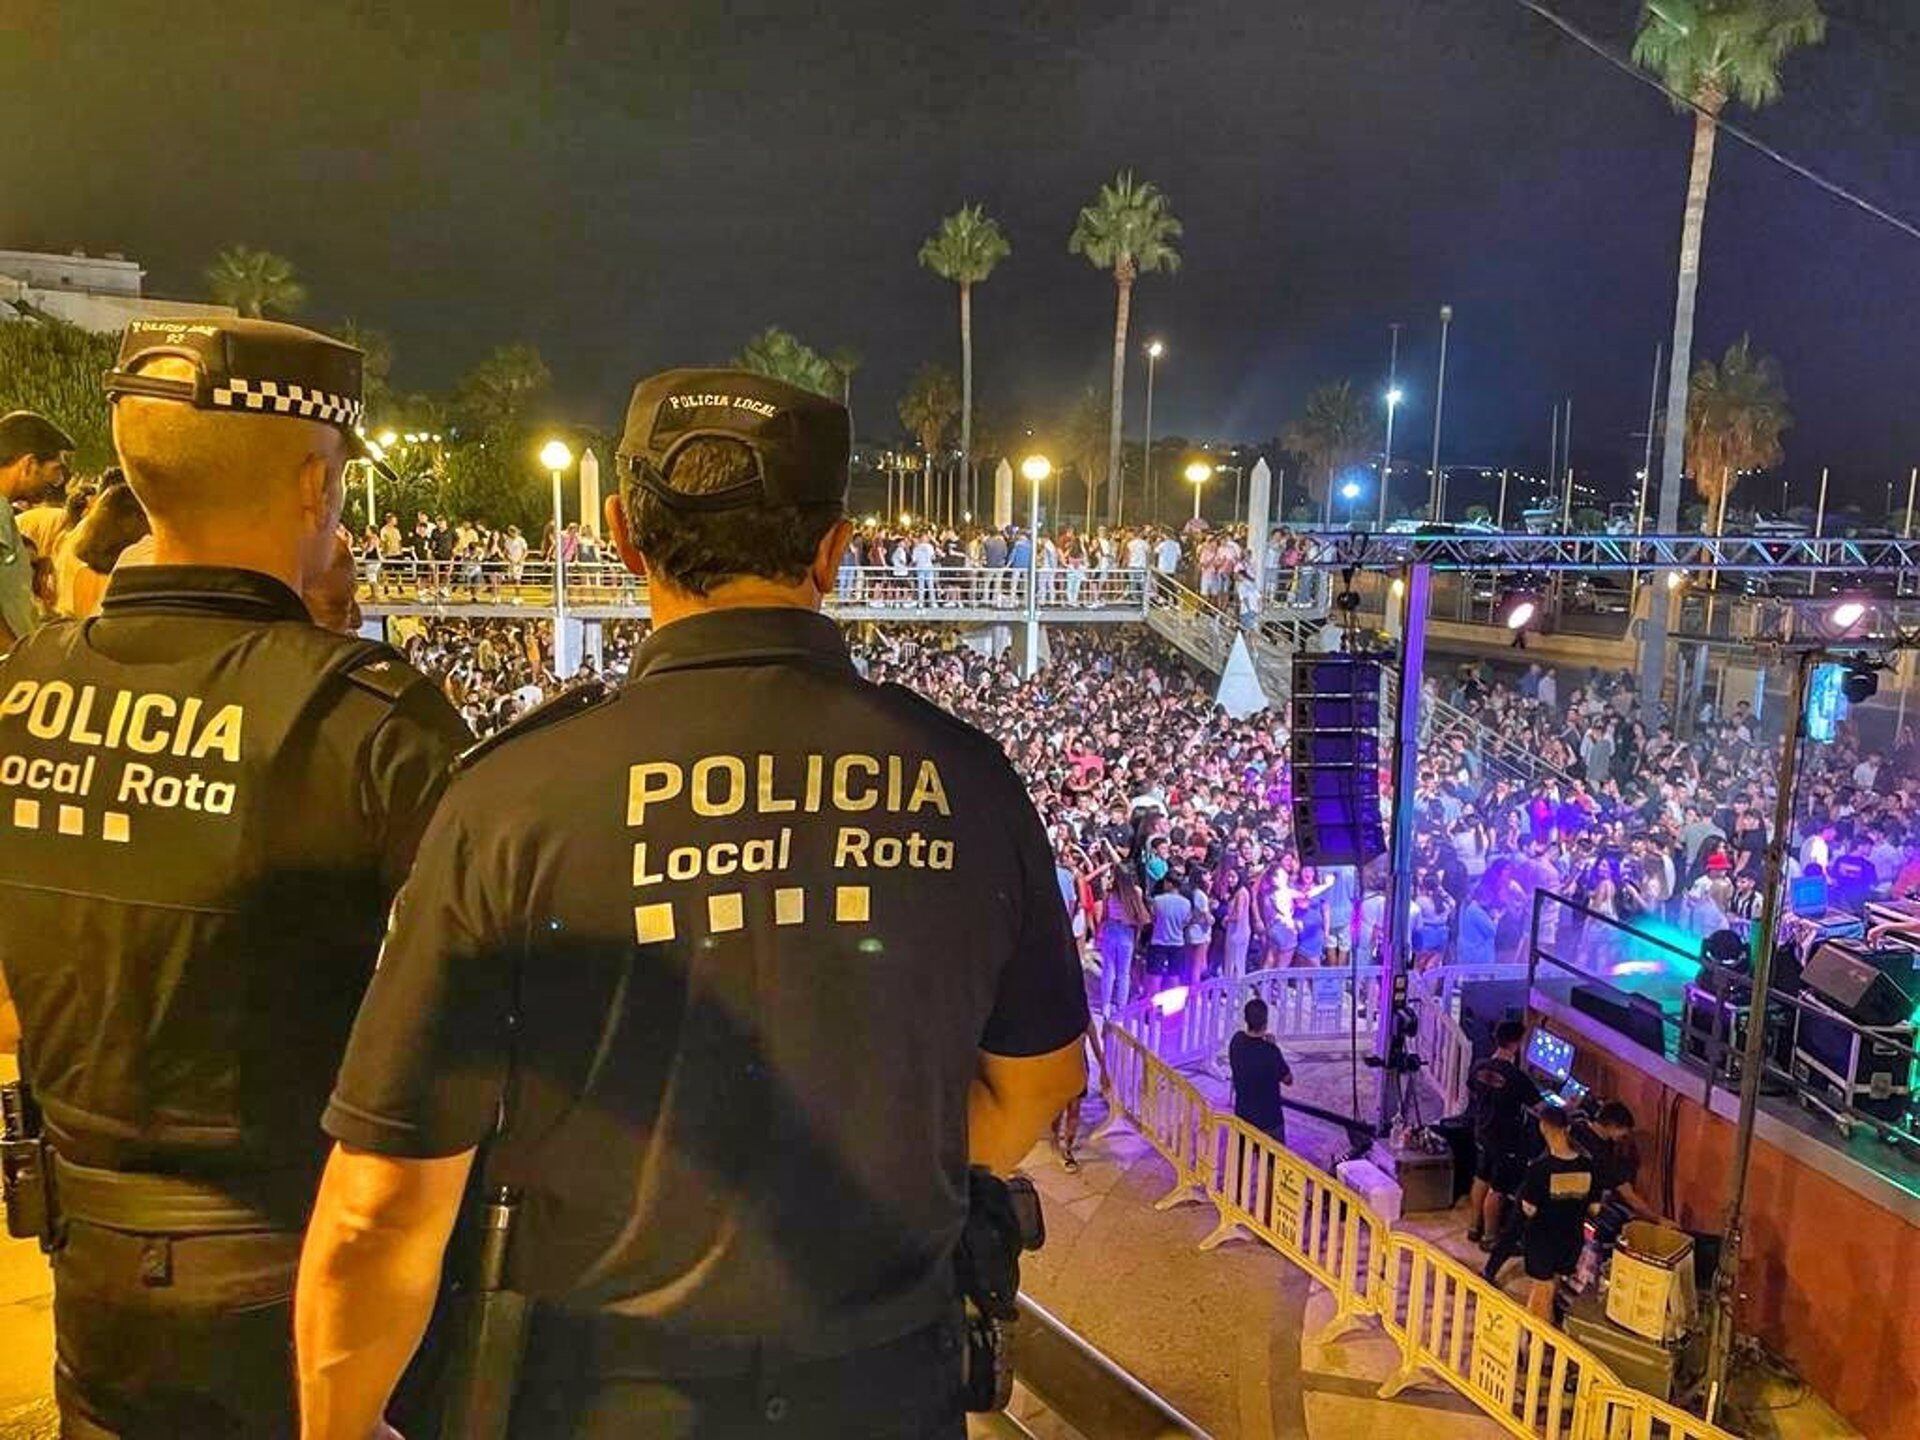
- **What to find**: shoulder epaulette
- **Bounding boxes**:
[453,678,614,773]
[343,651,424,705]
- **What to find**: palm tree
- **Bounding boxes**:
[1686,335,1790,530]
[1065,386,1110,534]
[452,344,551,435]
[1633,0,1825,696]
[1282,382,1380,523]
[206,246,307,318]
[1069,172,1182,526]
[898,364,960,521]
[919,206,1011,503]
[734,327,840,399]
[826,345,863,443]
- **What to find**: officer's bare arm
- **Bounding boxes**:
[295,1143,474,1440]
[969,1038,1087,1175]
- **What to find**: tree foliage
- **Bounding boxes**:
[733,327,841,399]
[1632,0,1826,110]
[205,246,307,318]
[1282,381,1380,506]
[897,364,960,460]
[1068,172,1184,284]
[0,318,119,471]
[451,344,551,436]
[919,204,1012,288]
[1686,335,1790,513]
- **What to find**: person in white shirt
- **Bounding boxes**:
[1154,533,1181,574]
[1126,532,1150,570]
[911,533,937,605]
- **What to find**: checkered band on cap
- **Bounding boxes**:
[211,377,364,428]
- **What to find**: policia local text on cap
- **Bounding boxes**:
[0,317,470,1438]
[293,369,1090,1439]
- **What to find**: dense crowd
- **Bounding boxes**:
[386,615,1920,1019]
[19,456,1915,1000]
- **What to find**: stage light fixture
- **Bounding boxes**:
[1495,587,1541,631]
[1827,598,1867,632]
[1842,659,1880,704]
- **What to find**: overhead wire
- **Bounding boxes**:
[1509,0,1920,245]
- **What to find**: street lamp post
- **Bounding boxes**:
[1020,454,1051,677]
[1185,460,1212,523]
[1379,321,1401,527]
[1429,304,1453,520]
[539,439,573,654]
[1142,340,1163,524]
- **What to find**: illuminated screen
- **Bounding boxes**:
[1524,1028,1575,1084]
[1805,663,1848,744]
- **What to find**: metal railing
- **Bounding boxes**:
[1425,692,1579,790]
[357,560,1154,620]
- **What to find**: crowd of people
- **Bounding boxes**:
[377,614,1920,1021]
[349,510,1327,625]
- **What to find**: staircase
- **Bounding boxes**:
[1144,573,1308,709]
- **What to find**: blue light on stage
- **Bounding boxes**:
[1806,662,1848,744]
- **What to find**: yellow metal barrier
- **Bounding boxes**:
[1101,1026,1211,1210]
[1093,1020,1734,1440]
[1585,1385,1739,1440]
[1194,1113,1386,1344]
[1378,1232,1618,1440]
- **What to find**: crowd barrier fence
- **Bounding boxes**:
[1093,1009,1737,1440]
[1586,1386,1738,1440]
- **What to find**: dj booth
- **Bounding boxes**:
[1525,883,1920,1440]
[1681,881,1920,1142]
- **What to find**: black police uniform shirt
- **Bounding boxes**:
[326,607,1089,1358]
[0,566,469,1223]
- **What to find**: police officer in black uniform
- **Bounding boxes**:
[296,369,1090,1439]
[0,317,470,1438]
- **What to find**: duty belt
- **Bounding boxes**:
[51,1154,294,1235]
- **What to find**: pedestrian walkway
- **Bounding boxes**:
[1019,1072,1502,1440]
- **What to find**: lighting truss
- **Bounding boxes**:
[1289,531,1920,573]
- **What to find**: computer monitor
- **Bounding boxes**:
[1791,874,1830,917]
[1524,1027,1575,1085]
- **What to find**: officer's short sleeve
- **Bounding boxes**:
[324,787,515,1158]
[360,681,473,894]
[980,772,1090,1058]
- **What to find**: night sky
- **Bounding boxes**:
[8,1,1920,512]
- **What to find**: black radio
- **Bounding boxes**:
[1,1080,54,1246]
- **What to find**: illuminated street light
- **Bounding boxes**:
[1184,460,1213,521]
[540,440,575,643]
[1341,480,1362,500]
[377,429,398,448]
[1020,455,1052,676]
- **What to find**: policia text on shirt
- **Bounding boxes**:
[625,752,957,893]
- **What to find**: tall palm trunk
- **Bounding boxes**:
[1640,98,1721,711]
[1105,265,1134,528]
[959,282,974,508]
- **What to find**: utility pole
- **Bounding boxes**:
[1428,305,1452,520]
[1379,322,1402,528]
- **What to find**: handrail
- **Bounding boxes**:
[1425,692,1579,789]
[357,561,1156,619]
[1011,1292,1213,1439]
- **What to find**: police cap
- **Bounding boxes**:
[102,316,389,474]
[616,367,849,512]
[0,410,76,464]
